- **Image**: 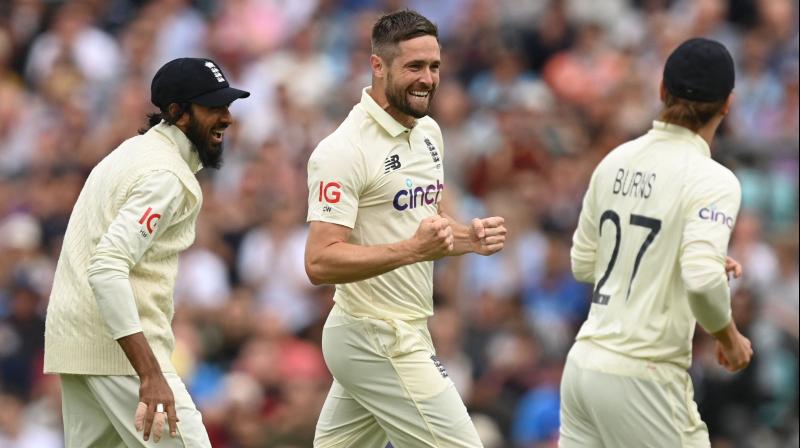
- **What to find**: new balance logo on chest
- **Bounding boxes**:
[384,154,402,173]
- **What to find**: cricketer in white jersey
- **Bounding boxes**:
[305,10,507,448]
[560,38,753,448]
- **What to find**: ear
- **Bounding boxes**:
[721,92,734,116]
[370,54,385,79]
[169,103,191,127]
[659,81,666,101]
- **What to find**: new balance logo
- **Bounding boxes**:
[384,154,401,173]
[430,355,448,378]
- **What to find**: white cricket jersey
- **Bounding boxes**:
[306,87,445,320]
[571,121,741,369]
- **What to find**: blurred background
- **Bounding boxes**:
[0,0,797,447]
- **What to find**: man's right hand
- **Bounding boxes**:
[134,373,179,442]
[411,214,454,261]
[713,322,753,372]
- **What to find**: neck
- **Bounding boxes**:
[696,115,725,148]
[368,84,415,128]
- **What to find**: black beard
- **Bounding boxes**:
[385,74,435,119]
[185,114,223,170]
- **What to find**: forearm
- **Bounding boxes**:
[441,213,475,256]
[305,239,420,285]
[117,332,163,378]
[711,319,740,347]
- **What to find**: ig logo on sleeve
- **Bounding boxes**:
[138,207,161,237]
[318,181,342,204]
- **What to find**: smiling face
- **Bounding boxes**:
[374,35,441,126]
[179,103,232,169]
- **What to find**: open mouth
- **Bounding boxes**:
[409,90,430,98]
[211,129,225,144]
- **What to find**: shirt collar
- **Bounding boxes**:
[151,121,203,173]
[650,121,710,158]
[360,87,411,138]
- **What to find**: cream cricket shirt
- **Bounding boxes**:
[45,122,202,375]
[307,87,445,320]
[571,121,741,369]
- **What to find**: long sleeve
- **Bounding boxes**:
[680,168,741,333]
[87,170,187,339]
[571,170,599,283]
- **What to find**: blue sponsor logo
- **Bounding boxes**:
[393,179,444,211]
[698,205,734,229]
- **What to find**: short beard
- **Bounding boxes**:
[385,72,434,119]
[185,112,223,170]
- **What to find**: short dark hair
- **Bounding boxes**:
[658,91,728,132]
[371,9,438,63]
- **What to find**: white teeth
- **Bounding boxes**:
[410,91,429,97]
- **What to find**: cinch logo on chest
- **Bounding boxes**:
[393,179,444,211]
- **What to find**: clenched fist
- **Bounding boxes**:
[412,215,454,261]
[470,216,506,256]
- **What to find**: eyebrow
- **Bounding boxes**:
[404,59,441,66]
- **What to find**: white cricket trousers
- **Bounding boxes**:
[60,373,211,447]
[314,304,483,448]
[559,340,710,448]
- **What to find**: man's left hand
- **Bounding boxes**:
[725,256,742,280]
[471,216,507,256]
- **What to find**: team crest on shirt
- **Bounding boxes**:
[430,355,448,378]
[424,138,441,170]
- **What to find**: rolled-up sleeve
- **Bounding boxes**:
[87,170,186,339]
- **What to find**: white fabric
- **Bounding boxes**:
[559,340,710,448]
[60,373,210,448]
[306,87,446,320]
[45,122,202,375]
[314,305,482,447]
[88,171,187,339]
[570,121,740,368]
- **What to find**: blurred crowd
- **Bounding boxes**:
[0,0,797,447]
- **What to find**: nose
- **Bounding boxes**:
[419,67,434,87]
[220,107,233,125]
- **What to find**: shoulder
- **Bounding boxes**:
[602,134,649,163]
[312,106,369,157]
[418,116,441,134]
[592,138,640,176]
[418,116,443,140]
[683,156,740,203]
[687,155,739,188]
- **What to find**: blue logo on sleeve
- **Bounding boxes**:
[698,204,734,228]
